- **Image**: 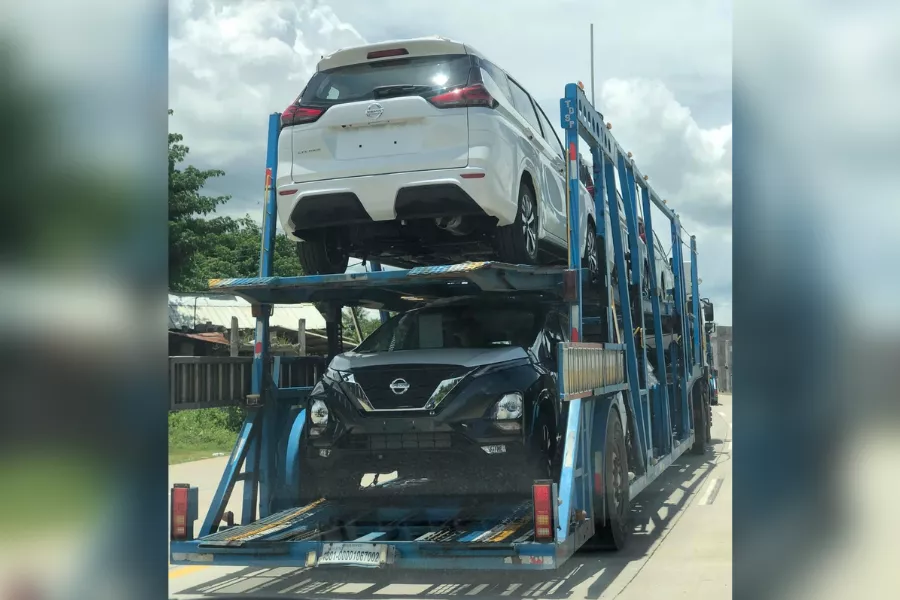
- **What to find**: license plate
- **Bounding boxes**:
[317,543,394,568]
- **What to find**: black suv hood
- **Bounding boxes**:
[330,346,529,371]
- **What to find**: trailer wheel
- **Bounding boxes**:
[588,408,630,550]
[690,383,711,454]
[529,406,556,481]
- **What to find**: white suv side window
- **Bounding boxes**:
[507,79,543,134]
[480,59,512,103]
[535,105,564,159]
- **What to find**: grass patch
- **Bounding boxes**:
[0,454,104,536]
[169,407,243,465]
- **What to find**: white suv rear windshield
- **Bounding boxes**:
[301,54,474,106]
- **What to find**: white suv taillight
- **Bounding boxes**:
[428,84,496,109]
[281,103,326,128]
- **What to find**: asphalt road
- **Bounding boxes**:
[170,394,732,599]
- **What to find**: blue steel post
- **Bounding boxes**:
[369,262,389,324]
[590,147,613,342]
[557,84,584,546]
[640,186,672,455]
[255,112,281,518]
[617,157,642,286]
[556,399,582,543]
[670,218,691,437]
[623,164,652,456]
[604,154,648,471]
[560,84,583,340]
[690,237,701,368]
[615,160,651,459]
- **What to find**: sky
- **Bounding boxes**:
[169,0,733,325]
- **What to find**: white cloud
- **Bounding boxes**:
[168,0,732,323]
[169,0,366,165]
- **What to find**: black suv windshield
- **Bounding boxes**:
[356,302,540,353]
[301,54,474,106]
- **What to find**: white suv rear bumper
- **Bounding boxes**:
[276,167,517,242]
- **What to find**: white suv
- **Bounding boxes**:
[276,36,598,276]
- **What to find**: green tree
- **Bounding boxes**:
[168,110,301,290]
[196,216,301,281]
[168,109,236,291]
[342,306,382,343]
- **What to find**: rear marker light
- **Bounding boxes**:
[367,48,409,59]
[171,484,189,541]
[460,173,485,179]
[533,481,555,542]
[279,189,298,196]
[281,104,325,128]
[428,84,496,109]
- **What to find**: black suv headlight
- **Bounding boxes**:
[491,392,524,431]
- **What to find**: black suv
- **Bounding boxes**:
[300,295,571,499]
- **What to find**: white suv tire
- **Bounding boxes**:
[296,239,350,275]
[495,180,540,265]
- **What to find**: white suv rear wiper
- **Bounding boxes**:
[372,84,439,99]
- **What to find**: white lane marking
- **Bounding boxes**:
[467,584,490,595]
[500,583,523,596]
[200,577,241,593]
[376,584,433,595]
[698,478,723,505]
[278,578,311,594]
[332,583,375,594]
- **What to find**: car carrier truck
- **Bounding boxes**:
[169,81,715,571]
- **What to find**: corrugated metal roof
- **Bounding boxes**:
[168,293,325,331]
[169,331,230,345]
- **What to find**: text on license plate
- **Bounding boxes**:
[318,543,393,567]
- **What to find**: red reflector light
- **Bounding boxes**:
[279,189,298,196]
[367,48,409,59]
[428,84,496,109]
[532,481,554,542]
[171,484,189,540]
[460,173,485,179]
[281,104,325,128]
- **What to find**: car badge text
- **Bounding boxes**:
[389,378,410,395]
[366,103,384,120]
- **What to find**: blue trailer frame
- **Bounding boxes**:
[170,83,709,571]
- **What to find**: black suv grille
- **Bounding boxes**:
[351,364,466,410]
[346,432,454,451]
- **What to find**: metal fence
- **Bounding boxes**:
[559,343,626,400]
[169,356,326,411]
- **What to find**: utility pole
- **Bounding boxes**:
[590,23,595,105]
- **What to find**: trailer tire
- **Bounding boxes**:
[690,383,711,454]
[296,238,349,275]
[588,408,630,550]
